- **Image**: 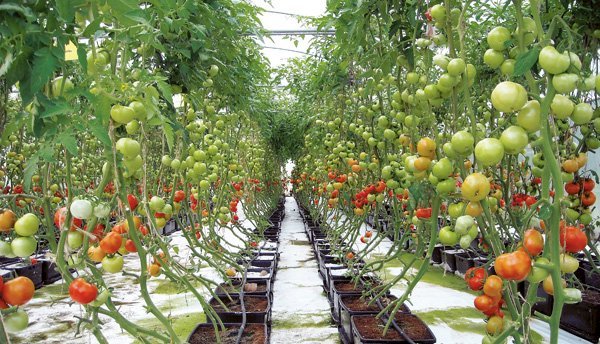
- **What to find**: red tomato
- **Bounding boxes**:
[124,239,137,253]
[416,207,432,219]
[2,277,35,306]
[523,229,544,256]
[100,232,122,254]
[581,191,596,207]
[173,190,185,203]
[495,250,532,281]
[560,226,587,253]
[581,178,595,192]
[465,267,487,291]
[127,194,139,211]
[564,181,580,195]
[69,278,98,304]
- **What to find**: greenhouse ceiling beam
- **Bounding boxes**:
[246,29,335,36]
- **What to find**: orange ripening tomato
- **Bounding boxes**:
[474,294,495,312]
[100,232,122,254]
[523,229,544,256]
[494,250,531,281]
[483,275,503,297]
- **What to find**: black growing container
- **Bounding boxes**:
[559,288,600,343]
[339,294,407,341]
[208,295,271,324]
[39,258,63,285]
[441,249,463,273]
[431,245,444,264]
[351,314,436,344]
[188,323,268,344]
[580,260,600,289]
[454,252,475,274]
[0,268,14,281]
[4,261,44,288]
[216,280,271,299]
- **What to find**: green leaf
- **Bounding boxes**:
[156,80,174,106]
[82,18,102,37]
[23,156,40,193]
[56,0,75,22]
[513,47,540,77]
[77,43,88,73]
[107,0,140,26]
[39,99,71,118]
[57,133,78,155]
[38,145,56,162]
[163,121,175,152]
[0,3,34,19]
[88,119,112,148]
[21,48,59,104]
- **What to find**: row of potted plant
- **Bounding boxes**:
[186,198,286,344]
[298,200,437,344]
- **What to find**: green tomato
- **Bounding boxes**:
[51,76,74,97]
[67,231,84,250]
[439,226,459,246]
[451,131,474,155]
[430,4,446,22]
[500,59,515,76]
[550,94,574,119]
[14,213,39,236]
[0,241,16,258]
[129,101,146,120]
[110,104,136,124]
[443,142,458,159]
[552,73,578,94]
[487,26,511,51]
[475,138,505,166]
[517,100,541,133]
[559,253,579,274]
[90,289,111,307]
[116,138,141,159]
[432,158,453,179]
[11,236,37,258]
[538,46,570,74]
[491,81,528,113]
[448,202,465,219]
[436,178,456,194]
[500,126,528,154]
[102,255,124,273]
[149,196,165,212]
[571,103,593,125]
[209,64,219,77]
[4,310,29,332]
[528,257,550,283]
[483,49,504,69]
[447,58,466,76]
[455,215,475,235]
[459,235,473,249]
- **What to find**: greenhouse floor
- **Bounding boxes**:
[11,197,594,344]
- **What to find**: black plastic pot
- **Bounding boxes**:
[188,323,269,344]
[430,245,445,264]
[473,257,495,276]
[216,280,271,299]
[559,288,600,343]
[580,260,600,289]
[39,258,63,285]
[339,294,406,341]
[4,261,43,288]
[441,249,463,273]
[164,219,178,235]
[208,295,271,324]
[351,314,436,344]
[0,268,14,281]
[331,277,386,324]
[454,252,475,274]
